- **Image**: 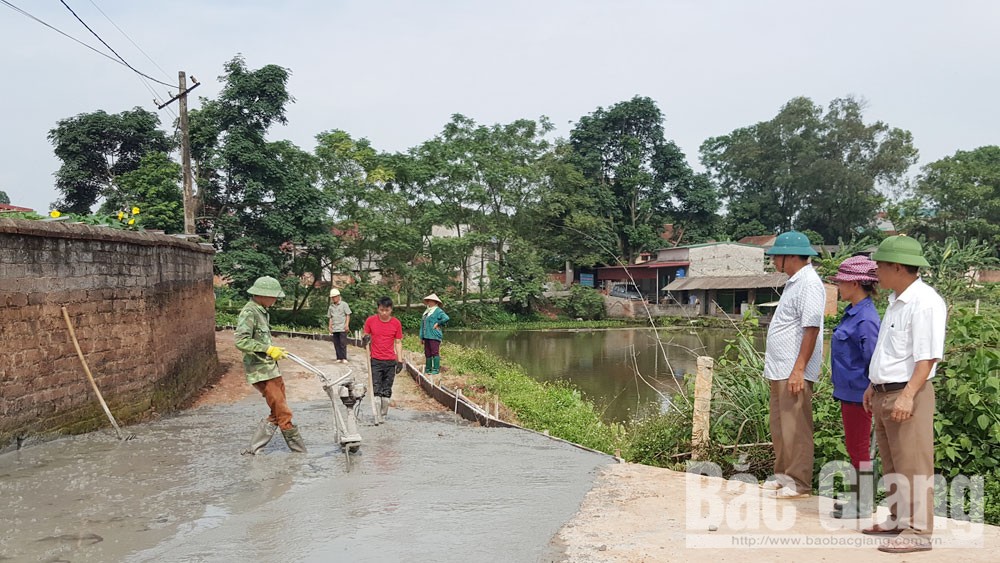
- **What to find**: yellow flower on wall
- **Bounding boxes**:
[118,211,125,220]
[128,218,135,225]
[49,210,61,218]
[132,207,141,215]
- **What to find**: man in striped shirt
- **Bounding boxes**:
[760,231,826,499]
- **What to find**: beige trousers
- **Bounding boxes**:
[872,384,936,535]
[768,379,815,493]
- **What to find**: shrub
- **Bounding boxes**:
[559,284,606,320]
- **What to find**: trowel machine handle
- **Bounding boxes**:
[284,352,353,388]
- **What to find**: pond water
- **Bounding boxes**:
[448,327,765,422]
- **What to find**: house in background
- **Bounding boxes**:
[596,242,787,317]
[0,203,35,214]
[428,224,499,293]
[659,242,786,316]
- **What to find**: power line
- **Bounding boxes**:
[85,0,172,82]
[58,0,174,88]
[84,0,177,118]
[0,0,136,70]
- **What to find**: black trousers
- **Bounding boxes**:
[332,332,348,360]
[370,359,396,397]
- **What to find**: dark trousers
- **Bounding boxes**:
[370,359,396,398]
[423,338,441,358]
[332,331,348,360]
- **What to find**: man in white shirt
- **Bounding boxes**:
[761,231,826,499]
[862,235,946,554]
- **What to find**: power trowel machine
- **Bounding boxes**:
[285,353,366,469]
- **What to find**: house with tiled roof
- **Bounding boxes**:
[0,203,35,213]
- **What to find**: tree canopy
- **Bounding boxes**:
[48,107,172,214]
[568,96,707,261]
[701,96,917,242]
[913,146,1000,252]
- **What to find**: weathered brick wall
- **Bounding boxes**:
[0,219,218,450]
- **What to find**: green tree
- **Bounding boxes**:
[48,108,171,214]
[0,190,9,205]
[702,96,917,242]
[191,56,338,311]
[409,114,552,294]
[109,152,184,232]
[916,146,1000,254]
[315,129,422,300]
[569,96,705,262]
[525,141,617,269]
[489,238,547,314]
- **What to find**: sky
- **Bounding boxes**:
[2,0,999,213]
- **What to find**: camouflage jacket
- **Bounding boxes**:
[234,300,280,385]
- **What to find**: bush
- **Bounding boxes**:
[558,284,606,320]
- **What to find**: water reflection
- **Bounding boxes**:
[448,328,764,422]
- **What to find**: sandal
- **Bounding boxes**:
[878,536,932,553]
[862,523,902,536]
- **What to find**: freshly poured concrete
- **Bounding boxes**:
[0,400,610,562]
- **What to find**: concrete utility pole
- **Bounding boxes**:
[158,72,200,234]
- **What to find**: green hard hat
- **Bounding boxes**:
[870,235,930,267]
[765,230,818,256]
[247,276,285,298]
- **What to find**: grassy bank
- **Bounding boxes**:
[411,337,623,453]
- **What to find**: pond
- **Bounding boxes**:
[447,327,765,423]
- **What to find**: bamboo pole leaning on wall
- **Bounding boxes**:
[691,356,714,460]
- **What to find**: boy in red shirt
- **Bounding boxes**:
[362,296,404,418]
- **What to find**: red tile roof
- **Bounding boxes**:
[0,203,35,213]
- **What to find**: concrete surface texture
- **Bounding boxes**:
[0,399,610,562]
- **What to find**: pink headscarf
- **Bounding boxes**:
[829,255,878,283]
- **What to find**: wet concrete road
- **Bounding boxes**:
[0,399,611,562]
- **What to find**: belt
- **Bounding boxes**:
[872,382,907,393]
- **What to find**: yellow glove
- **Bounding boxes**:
[266,346,287,361]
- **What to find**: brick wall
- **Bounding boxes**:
[0,219,218,450]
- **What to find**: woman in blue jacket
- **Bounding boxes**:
[829,255,881,519]
[419,293,449,375]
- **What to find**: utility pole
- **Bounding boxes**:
[159,72,200,234]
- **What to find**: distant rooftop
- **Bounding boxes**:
[0,203,35,213]
[737,235,777,247]
[653,241,765,252]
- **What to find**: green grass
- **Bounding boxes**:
[425,339,623,453]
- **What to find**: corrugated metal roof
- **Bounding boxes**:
[664,272,789,291]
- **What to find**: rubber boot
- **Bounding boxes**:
[424,357,432,374]
[244,417,278,455]
[431,356,440,375]
[281,426,307,453]
[380,396,391,417]
[832,485,859,518]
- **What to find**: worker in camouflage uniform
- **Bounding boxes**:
[236,276,306,454]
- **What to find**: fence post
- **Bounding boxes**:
[691,356,714,460]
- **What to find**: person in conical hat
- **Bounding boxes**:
[419,293,449,375]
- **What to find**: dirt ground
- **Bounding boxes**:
[554,463,1000,562]
[192,330,445,412]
